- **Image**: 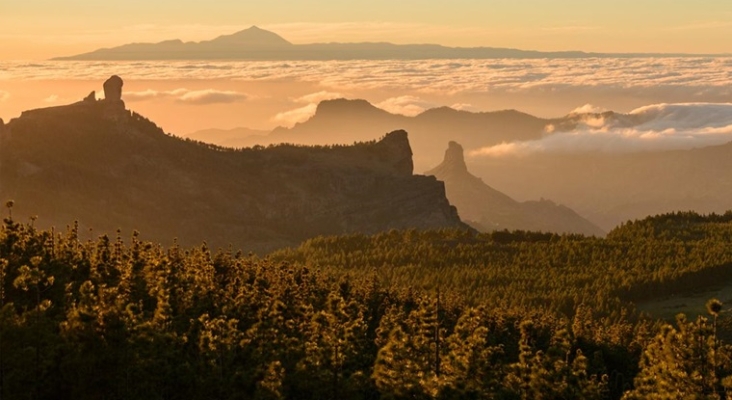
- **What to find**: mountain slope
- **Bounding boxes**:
[426,142,604,236]
[0,78,466,252]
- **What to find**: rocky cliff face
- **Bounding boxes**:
[0,79,465,252]
[426,142,604,236]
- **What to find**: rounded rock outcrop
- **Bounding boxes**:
[103,75,123,102]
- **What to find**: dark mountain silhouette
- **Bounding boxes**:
[0,77,467,253]
[55,26,294,60]
[189,98,549,171]
[426,142,604,236]
[52,26,725,61]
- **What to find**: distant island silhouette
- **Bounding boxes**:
[53,26,731,61]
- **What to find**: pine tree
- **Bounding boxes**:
[373,296,444,399]
[623,313,732,400]
[440,306,503,398]
[504,322,606,399]
[296,292,369,399]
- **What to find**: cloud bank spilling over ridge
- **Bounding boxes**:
[272,94,468,126]
[0,90,9,102]
[376,96,439,116]
[272,90,347,127]
[124,88,249,105]
[570,104,608,114]
[470,103,732,157]
[273,104,318,126]
[450,103,481,112]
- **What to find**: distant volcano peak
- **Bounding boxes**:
[212,26,292,46]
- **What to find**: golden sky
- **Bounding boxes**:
[1,0,731,59]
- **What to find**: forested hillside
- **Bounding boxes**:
[2,207,732,399]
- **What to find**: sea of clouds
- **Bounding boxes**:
[471,103,732,157]
[2,58,732,94]
[3,58,732,148]
[123,88,249,105]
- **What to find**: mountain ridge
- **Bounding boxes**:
[185,98,732,232]
[190,98,550,171]
[0,77,468,252]
[53,26,731,61]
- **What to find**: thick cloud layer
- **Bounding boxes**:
[0,90,9,102]
[471,103,732,157]
[3,59,732,134]
[2,59,732,98]
[124,88,248,104]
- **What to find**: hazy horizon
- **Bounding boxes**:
[3,1,732,60]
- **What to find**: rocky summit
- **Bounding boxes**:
[426,141,604,236]
[0,77,466,252]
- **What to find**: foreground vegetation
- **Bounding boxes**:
[2,206,732,399]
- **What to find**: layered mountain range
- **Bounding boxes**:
[189,99,732,231]
[0,78,466,252]
[53,26,723,61]
[189,98,550,171]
